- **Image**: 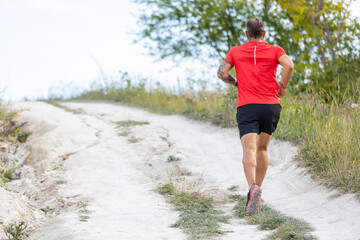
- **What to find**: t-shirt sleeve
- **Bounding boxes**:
[276,46,286,64]
[224,48,234,67]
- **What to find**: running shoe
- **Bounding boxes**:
[245,183,262,216]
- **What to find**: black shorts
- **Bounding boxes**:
[236,104,281,139]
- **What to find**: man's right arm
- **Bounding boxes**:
[217,60,237,86]
[277,55,294,98]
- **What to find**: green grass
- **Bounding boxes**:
[227,185,239,191]
[232,194,315,239]
[275,91,360,196]
[127,136,140,143]
[44,100,84,114]
[114,120,149,128]
[72,76,360,197]
[78,201,92,222]
[3,221,28,240]
[167,155,182,162]
[3,170,15,182]
[0,103,27,143]
[0,102,26,185]
[75,76,237,127]
[113,119,149,141]
[158,182,228,239]
[1,169,14,184]
[118,130,130,137]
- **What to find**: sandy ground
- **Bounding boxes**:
[7,101,360,240]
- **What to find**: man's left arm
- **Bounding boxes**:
[217,60,237,86]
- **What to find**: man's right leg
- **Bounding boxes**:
[241,132,263,216]
[255,132,272,187]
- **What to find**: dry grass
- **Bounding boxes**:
[231,194,315,239]
[275,91,360,195]
[158,182,228,239]
[70,73,360,196]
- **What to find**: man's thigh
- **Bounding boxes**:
[257,132,272,151]
[237,105,261,138]
[241,133,258,151]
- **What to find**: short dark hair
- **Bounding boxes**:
[246,18,265,39]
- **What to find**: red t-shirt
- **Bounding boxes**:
[224,41,286,107]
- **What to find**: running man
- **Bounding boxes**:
[217,18,294,216]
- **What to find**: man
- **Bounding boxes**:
[217,18,294,216]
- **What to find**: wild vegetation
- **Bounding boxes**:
[0,104,29,238]
[113,119,149,142]
[44,100,84,114]
[0,104,27,143]
[2,221,28,240]
[0,102,27,186]
[277,87,360,194]
[72,72,360,197]
[158,182,228,239]
[231,194,315,239]
[158,180,316,239]
[129,0,360,196]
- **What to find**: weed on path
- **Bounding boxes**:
[45,100,84,114]
[158,182,228,240]
[2,222,28,240]
[231,194,316,240]
[114,119,149,144]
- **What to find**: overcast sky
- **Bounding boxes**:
[1,0,360,101]
[0,0,201,101]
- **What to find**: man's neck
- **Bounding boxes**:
[249,38,264,42]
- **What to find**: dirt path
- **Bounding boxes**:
[15,101,360,240]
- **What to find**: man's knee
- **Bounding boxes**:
[257,144,268,152]
[243,149,257,167]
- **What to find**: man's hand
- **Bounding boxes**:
[217,60,237,86]
[277,83,286,98]
[278,55,294,98]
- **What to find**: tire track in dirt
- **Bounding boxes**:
[15,102,186,240]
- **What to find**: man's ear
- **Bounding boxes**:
[262,31,266,39]
[245,31,249,40]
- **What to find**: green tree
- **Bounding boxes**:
[135,0,360,90]
[275,0,360,94]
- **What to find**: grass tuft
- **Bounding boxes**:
[158,182,228,239]
[127,136,140,143]
[44,100,84,114]
[0,105,27,143]
[3,170,15,182]
[78,201,92,222]
[114,120,149,128]
[114,119,149,139]
[268,219,315,240]
[232,194,315,239]
[118,130,130,137]
[3,221,28,240]
[167,155,181,162]
[227,185,239,191]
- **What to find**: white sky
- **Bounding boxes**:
[0,0,207,101]
[1,0,359,101]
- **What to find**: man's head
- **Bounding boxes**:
[246,18,266,40]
